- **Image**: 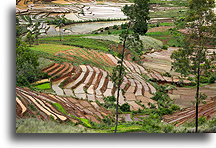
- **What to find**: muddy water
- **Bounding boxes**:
[45,20,127,36]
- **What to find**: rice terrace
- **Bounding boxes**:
[16,0,216,133]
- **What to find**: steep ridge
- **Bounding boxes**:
[163,100,216,126]
[16,87,111,123]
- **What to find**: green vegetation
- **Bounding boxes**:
[63,37,114,52]
[77,117,92,128]
[16,118,95,133]
[122,0,150,35]
[52,102,93,128]
[146,29,184,47]
[34,82,51,90]
[149,0,188,7]
[46,16,126,26]
[30,44,75,54]
[150,8,187,18]
[40,35,116,53]
[52,103,67,114]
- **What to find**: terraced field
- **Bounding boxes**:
[142,47,178,75]
[16,87,111,124]
[163,100,216,126]
[42,49,192,110]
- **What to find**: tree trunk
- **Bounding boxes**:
[60,27,62,41]
[114,34,127,133]
[195,63,200,132]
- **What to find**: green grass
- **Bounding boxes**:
[150,8,187,18]
[77,117,92,128]
[51,103,93,128]
[110,124,143,133]
[63,37,114,52]
[52,103,67,114]
[34,82,51,90]
[39,35,117,53]
[30,44,77,55]
[85,35,163,50]
[16,118,96,133]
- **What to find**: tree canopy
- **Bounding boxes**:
[122,0,150,35]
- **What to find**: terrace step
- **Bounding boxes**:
[16,87,111,123]
[126,101,143,111]
[163,100,216,126]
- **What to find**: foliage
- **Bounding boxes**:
[142,114,170,133]
[102,96,116,110]
[16,40,43,86]
[122,0,150,35]
[173,116,216,133]
[111,65,126,88]
[120,103,130,112]
[151,85,172,108]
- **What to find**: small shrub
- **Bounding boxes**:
[105,27,109,30]
[121,23,128,29]
[162,45,169,50]
[113,25,118,30]
[120,103,130,112]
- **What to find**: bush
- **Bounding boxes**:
[102,96,116,109]
[162,45,169,50]
[16,40,45,86]
[121,23,128,29]
[120,103,130,112]
[113,25,118,30]
[105,27,109,30]
[208,74,216,83]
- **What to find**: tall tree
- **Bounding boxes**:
[112,24,143,133]
[122,0,150,35]
[171,0,215,132]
